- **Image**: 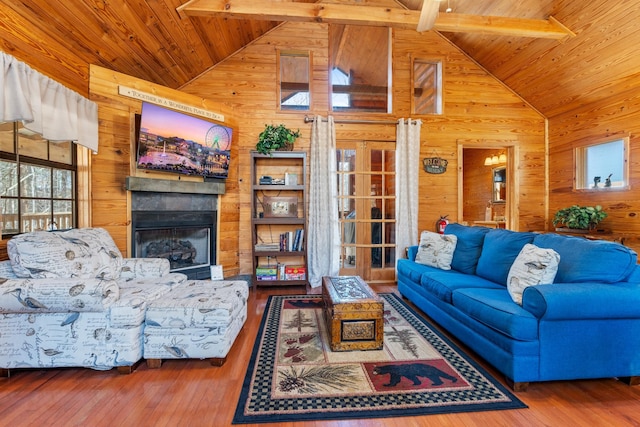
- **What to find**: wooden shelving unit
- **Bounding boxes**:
[250,151,308,289]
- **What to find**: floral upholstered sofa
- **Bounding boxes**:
[0,228,188,375]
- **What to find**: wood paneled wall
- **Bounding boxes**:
[549,89,640,254]
[181,22,547,273]
[0,22,547,270]
[87,65,241,276]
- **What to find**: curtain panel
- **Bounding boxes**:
[395,118,422,264]
[0,51,99,153]
[308,116,340,288]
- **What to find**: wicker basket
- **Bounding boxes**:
[276,141,294,151]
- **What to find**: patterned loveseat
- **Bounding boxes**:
[0,228,188,375]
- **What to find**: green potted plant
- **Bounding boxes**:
[552,205,607,232]
[256,124,301,155]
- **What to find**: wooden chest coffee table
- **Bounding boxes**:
[322,276,384,351]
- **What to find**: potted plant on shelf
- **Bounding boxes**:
[256,124,301,155]
[552,205,608,233]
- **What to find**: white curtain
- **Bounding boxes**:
[0,51,99,153]
[308,116,340,288]
[395,118,422,262]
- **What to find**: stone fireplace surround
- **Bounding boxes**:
[125,176,225,279]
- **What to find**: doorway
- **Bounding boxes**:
[337,141,396,283]
[458,144,518,230]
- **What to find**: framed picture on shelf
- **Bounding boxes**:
[263,196,298,218]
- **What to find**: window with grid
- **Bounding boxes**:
[0,121,77,236]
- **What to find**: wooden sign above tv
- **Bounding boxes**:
[118,85,225,122]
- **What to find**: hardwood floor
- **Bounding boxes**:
[1,284,639,426]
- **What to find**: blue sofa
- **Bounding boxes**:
[397,223,640,391]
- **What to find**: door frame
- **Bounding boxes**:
[457,141,519,231]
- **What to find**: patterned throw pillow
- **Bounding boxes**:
[8,228,123,280]
[414,231,458,270]
[507,243,560,305]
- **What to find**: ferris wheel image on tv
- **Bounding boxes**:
[206,125,232,151]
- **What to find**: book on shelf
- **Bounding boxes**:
[279,228,304,252]
[255,265,277,277]
[295,228,304,251]
[284,264,306,280]
[256,264,306,281]
[255,243,280,252]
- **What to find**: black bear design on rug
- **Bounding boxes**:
[372,363,458,387]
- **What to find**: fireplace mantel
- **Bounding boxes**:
[125,176,225,195]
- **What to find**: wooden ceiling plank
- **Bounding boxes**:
[178,0,574,39]
[132,0,214,75]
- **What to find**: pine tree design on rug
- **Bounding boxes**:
[277,365,361,394]
[285,309,315,332]
[385,326,420,358]
[280,306,323,364]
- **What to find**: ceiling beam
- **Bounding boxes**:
[418,0,441,32]
[178,0,575,39]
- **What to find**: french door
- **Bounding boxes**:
[336,141,396,283]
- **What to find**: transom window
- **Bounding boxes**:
[575,137,629,190]
[0,121,77,236]
[329,25,391,113]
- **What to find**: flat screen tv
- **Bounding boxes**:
[136,102,233,179]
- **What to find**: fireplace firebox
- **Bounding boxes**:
[131,211,216,279]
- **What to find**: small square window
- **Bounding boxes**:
[575,137,628,190]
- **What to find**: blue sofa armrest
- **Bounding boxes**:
[407,245,419,261]
[522,282,640,320]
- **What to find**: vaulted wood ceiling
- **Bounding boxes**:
[1,0,637,118]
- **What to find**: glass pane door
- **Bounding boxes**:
[337,141,396,283]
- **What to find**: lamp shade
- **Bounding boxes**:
[491,155,499,165]
[484,156,492,166]
[498,153,507,163]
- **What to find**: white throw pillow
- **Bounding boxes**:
[414,231,458,270]
[507,243,560,305]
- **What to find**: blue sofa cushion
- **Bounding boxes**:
[475,229,536,286]
[397,258,437,283]
[420,269,502,304]
[444,223,491,274]
[452,288,539,341]
[532,233,638,283]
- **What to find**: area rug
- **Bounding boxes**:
[233,293,526,424]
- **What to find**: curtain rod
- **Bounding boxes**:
[304,115,397,125]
